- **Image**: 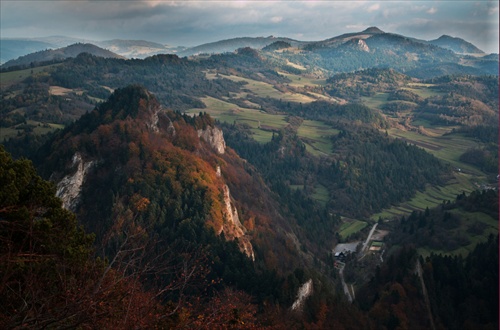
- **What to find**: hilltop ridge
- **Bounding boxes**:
[1,43,123,68]
[428,34,485,54]
[362,26,385,34]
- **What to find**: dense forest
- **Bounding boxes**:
[3,145,495,328]
[223,121,448,219]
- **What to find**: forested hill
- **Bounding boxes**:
[428,35,485,54]
[36,84,307,271]
[28,84,366,316]
[1,43,123,69]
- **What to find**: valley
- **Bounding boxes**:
[0,25,498,329]
[184,69,493,225]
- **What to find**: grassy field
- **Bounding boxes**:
[417,210,497,258]
[0,64,60,86]
[371,167,479,221]
[339,219,368,239]
[211,73,317,103]
[188,96,342,151]
[277,72,327,88]
[388,128,484,174]
[312,184,329,206]
[297,120,338,156]
[186,96,288,143]
[404,83,443,99]
[199,71,343,150]
[0,120,64,141]
[194,74,492,227]
[290,183,330,206]
[370,120,488,221]
[0,127,18,141]
[361,92,389,109]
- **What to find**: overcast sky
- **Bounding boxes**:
[1,1,498,53]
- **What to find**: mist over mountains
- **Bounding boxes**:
[1,27,493,66]
[1,36,183,65]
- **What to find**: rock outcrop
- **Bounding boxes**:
[56,153,95,211]
[197,126,226,154]
[357,39,370,52]
[146,105,160,133]
[220,184,255,260]
[291,279,313,311]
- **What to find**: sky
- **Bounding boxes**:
[1,1,498,53]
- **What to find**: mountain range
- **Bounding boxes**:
[0,24,498,329]
[0,36,184,65]
[427,35,485,54]
[1,43,123,68]
[1,27,492,66]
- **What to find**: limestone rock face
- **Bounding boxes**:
[291,279,313,311]
[197,126,226,154]
[146,106,160,133]
[220,184,255,261]
[357,39,370,52]
[56,153,95,211]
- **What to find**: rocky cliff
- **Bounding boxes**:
[198,126,226,154]
[291,279,313,311]
[220,184,254,260]
[55,153,95,211]
[42,86,268,267]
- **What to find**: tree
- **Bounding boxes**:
[0,146,170,328]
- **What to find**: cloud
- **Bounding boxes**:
[271,16,283,23]
[367,3,380,12]
[1,0,498,53]
[345,24,367,31]
[427,7,437,15]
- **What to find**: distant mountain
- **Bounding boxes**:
[292,31,464,77]
[303,26,386,50]
[428,35,484,54]
[482,53,499,60]
[28,36,93,47]
[1,43,123,68]
[95,39,183,58]
[0,39,56,65]
[362,26,385,34]
[1,37,181,64]
[178,36,303,57]
[267,28,495,77]
[262,41,292,52]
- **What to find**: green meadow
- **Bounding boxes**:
[339,219,369,239]
[371,175,477,221]
[277,72,327,88]
[371,125,488,222]
[297,120,338,156]
[361,92,389,109]
[187,96,288,143]
[212,73,317,103]
[0,120,64,141]
[418,210,497,258]
[388,128,484,174]
[193,73,493,227]
[403,83,443,98]
[0,64,60,86]
[311,184,329,206]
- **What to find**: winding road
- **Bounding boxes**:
[339,265,353,303]
[416,260,436,330]
[358,223,378,260]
